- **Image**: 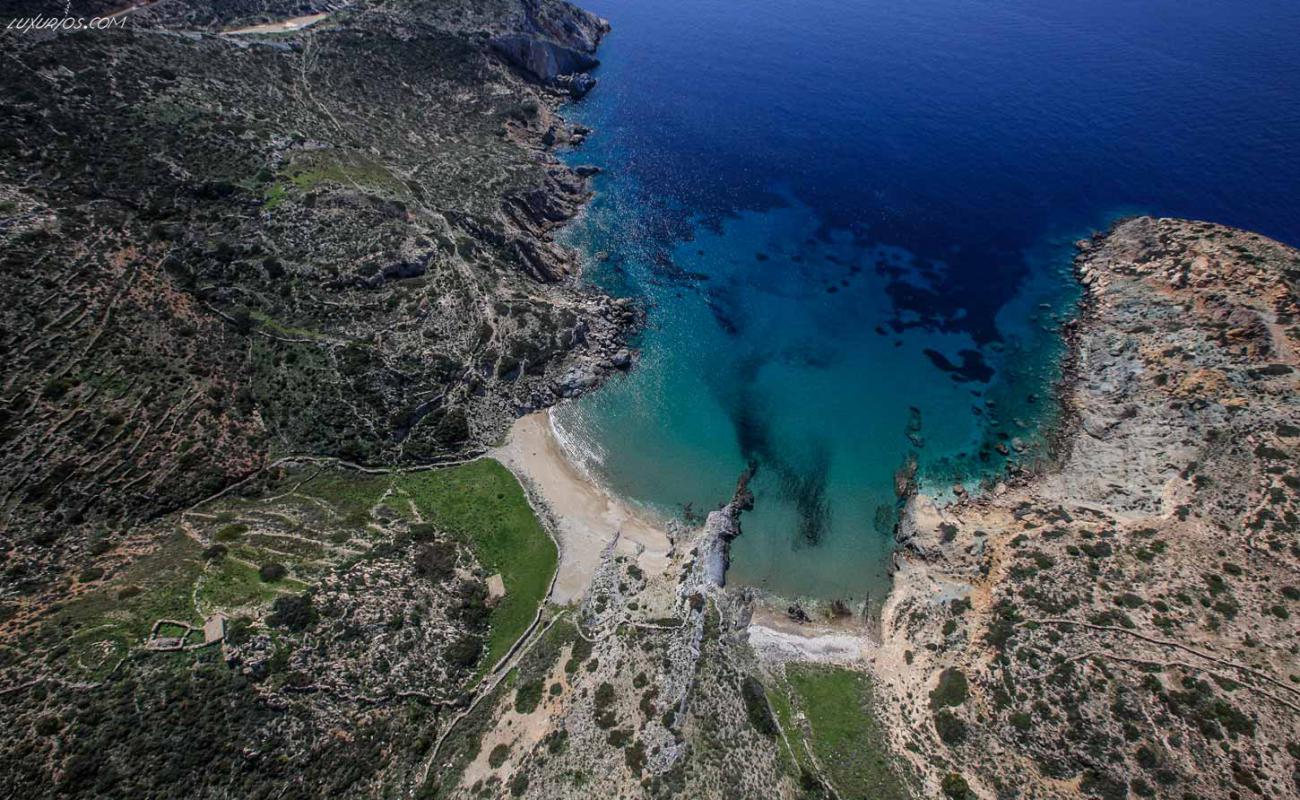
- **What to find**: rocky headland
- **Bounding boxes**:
[875,217,1300,799]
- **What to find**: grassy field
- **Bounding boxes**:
[398,459,558,672]
[780,664,911,800]
[41,460,554,686]
[194,557,304,613]
[30,531,204,679]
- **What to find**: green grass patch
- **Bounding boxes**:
[763,673,809,779]
[783,664,910,800]
[37,532,205,677]
[297,470,390,526]
[265,149,409,205]
[398,459,557,672]
[196,558,297,613]
[60,532,203,639]
[248,309,331,341]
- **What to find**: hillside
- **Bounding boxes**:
[878,217,1300,799]
[0,0,634,596]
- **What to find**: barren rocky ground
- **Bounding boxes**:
[877,217,1300,799]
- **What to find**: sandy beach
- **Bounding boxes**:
[493,410,674,605]
[746,604,877,664]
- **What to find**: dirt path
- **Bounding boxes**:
[222,12,330,35]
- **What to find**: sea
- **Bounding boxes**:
[551,0,1300,604]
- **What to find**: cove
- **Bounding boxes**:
[553,0,1300,603]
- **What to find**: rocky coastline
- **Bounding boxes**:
[0,0,636,595]
[875,216,1300,799]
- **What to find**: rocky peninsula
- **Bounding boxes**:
[876,217,1300,799]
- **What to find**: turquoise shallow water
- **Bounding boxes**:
[555,190,1080,601]
[551,0,1300,602]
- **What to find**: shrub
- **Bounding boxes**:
[514,680,544,715]
[488,744,509,769]
[215,524,247,542]
[607,728,631,747]
[455,580,490,630]
[446,635,482,669]
[941,773,971,799]
[1080,541,1113,559]
[1080,770,1127,800]
[740,676,777,737]
[202,544,227,561]
[267,594,316,632]
[594,681,617,728]
[624,740,647,775]
[258,563,287,582]
[77,567,104,583]
[930,668,969,709]
[546,729,568,754]
[225,617,254,646]
[934,710,967,745]
[1115,593,1145,608]
[565,635,593,673]
[42,376,78,400]
[413,541,456,581]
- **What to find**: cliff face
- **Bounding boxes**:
[0,0,632,594]
[877,217,1300,799]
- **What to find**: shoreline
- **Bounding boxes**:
[495,408,884,664]
[492,409,674,605]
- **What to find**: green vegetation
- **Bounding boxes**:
[942,772,972,799]
[196,557,296,612]
[278,149,410,198]
[34,532,205,677]
[741,675,778,737]
[297,470,391,527]
[514,678,544,715]
[778,664,910,800]
[488,744,510,768]
[929,668,969,709]
[419,617,577,800]
[594,681,617,729]
[935,709,968,745]
[398,459,557,671]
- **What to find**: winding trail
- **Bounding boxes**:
[222,12,330,35]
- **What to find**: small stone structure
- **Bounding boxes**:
[486,573,507,607]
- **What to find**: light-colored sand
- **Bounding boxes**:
[747,605,875,664]
[494,410,673,605]
[222,12,330,35]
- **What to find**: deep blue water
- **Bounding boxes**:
[553,0,1300,602]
